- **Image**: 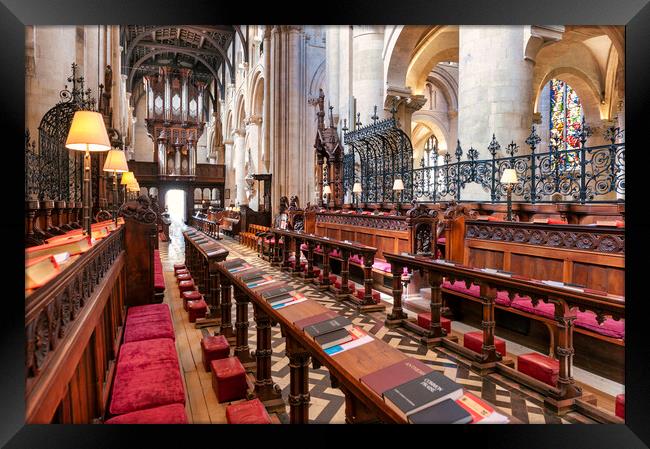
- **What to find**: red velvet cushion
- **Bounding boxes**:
[437,237,446,245]
[212,356,245,379]
[176,273,192,282]
[311,267,321,277]
[547,218,567,225]
[318,274,337,284]
[188,299,208,311]
[201,335,230,371]
[174,268,189,277]
[334,279,355,291]
[372,261,391,272]
[179,280,195,292]
[154,272,165,292]
[349,254,363,265]
[330,249,342,258]
[173,263,186,271]
[124,317,175,343]
[211,357,248,403]
[486,215,501,222]
[355,288,380,303]
[575,310,625,340]
[300,243,308,251]
[416,313,451,334]
[226,399,271,424]
[106,403,188,424]
[463,331,506,356]
[615,394,625,419]
[110,339,184,415]
[128,304,170,319]
[517,353,559,387]
[182,290,203,301]
[615,220,624,228]
[314,246,323,254]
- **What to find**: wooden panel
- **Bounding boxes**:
[326,228,338,239]
[397,239,410,254]
[573,262,625,295]
[511,253,564,282]
[376,235,395,256]
[467,248,504,270]
[341,230,355,241]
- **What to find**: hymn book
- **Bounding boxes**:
[382,371,464,420]
[407,398,472,424]
[293,311,339,330]
[25,254,61,290]
[270,292,308,309]
[27,235,92,260]
[261,285,295,300]
[314,327,353,349]
[359,358,433,396]
[323,327,373,355]
[455,391,509,424]
[304,316,353,340]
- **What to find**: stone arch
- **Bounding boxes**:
[411,113,450,152]
[250,69,265,117]
[235,94,246,130]
[309,59,326,99]
[405,26,459,95]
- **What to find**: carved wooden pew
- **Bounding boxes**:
[216,258,518,424]
[383,251,624,418]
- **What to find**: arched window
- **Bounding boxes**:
[421,134,438,167]
[549,79,583,150]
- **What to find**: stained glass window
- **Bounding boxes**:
[549,79,583,170]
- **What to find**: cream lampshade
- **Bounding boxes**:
[103,149,129,173]
[65,111,111,152]
[352,182,362,193]
[323,185,332,195]
[121,171,135,186]
[500,168,518,184]
[392,178,405,191]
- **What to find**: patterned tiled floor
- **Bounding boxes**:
[160,223,598,424]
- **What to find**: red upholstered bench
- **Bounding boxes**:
[201,335,230,372]
[517,353,559,387]
[173,263,186,273]
[105,403,188,424]
[182,290,203,312]
[109,338,185,415]
[463,331,506,356]
[188,299,208,323]
[416,313,452,334]
[334,278,356,291]
[176,273,192,283]
[615,394,625,419]
[179,280,196,293]
[226,398,272,424]
[124,313,175,343]
[442,280,513,306]
[211,357,248,403]
[354,288,381,303]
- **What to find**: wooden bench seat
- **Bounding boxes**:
[153,249,165,302]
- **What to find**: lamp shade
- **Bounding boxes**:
[500,168,518,184]
[120,171,135,186]
[65,110,111,152]
[352,182,362,193]
[323,185,332,195]
[128,180,140,192]
[103,149,129,173]
[392,178,405,191]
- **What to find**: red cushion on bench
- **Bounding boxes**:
[179,280,195,292]
[124,316,175,343]
[201,335,230,372]
[106,403,188,424]
[128,304,170,318]
[182,290,203,311]
[330,249,342,258]
[334,279,356,291]
[575,310,625,340]
[517,353,559,387]
[226,398,272,424]
[176,273,192,283]
[211,357,247,403]
[372,260,391,272]
[349,254,363,265]
[174,268,189,277]
[318,273,336,284]
[173,263,186,272]
[110,339,185,415]
[354,288,380,303]
[437,237,446,245]
[615,394,625,419]
[442,280,513,306]
[463,331,506,356]
[416,313,451,334]
[300,243,308,251]
[154,272,166,292]
[188,299,208,323]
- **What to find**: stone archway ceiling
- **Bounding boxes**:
[123,25,237,95]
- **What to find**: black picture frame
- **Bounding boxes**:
[5,0,650,447]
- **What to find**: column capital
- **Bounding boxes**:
[245,114,263,126]
[524,25,565,63]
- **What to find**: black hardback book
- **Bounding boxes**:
[261,286,295,300]
[383,371,464,418]
[304,316,353,338]
[314,327,353,349]
[266,293,294,305]
[239,270,266,282]
[408,398,472,424]
[223,259,247,269]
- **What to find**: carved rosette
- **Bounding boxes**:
[118,195,157,224]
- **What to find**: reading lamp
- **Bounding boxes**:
[65,110,111,237]
[103,149,129,224]
[352,182,362,212]
[120,170,135,202]
[500,168,518,221]
[393,178,405,215]
[323,184,332,210]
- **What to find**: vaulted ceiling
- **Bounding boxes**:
[122,25,248,101]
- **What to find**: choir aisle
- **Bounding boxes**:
[158,225,602,424]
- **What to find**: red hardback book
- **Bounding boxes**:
[293,310,339,330]
[359,358,433,396]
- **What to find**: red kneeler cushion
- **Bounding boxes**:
[311,267,321,277]
[334,279,356,291]
[173,263,186,272]
[211,357,248,403]
[154,271,166,293]
[442,280,513,306]
[226,398,272,424]
[201,335,230,372]
[318,274,336,284]
[615,394,625,419]
[176,273,192,283]
[182,290,203,311]
[109,339,185,415]
[175,268,189,277]
[179,280,196,293]
[106,403,188,424]
[416,313,451,334]
[463,331,506,356]
[188,299,208,323]
[355,288,380,303]
[517,353,559,387]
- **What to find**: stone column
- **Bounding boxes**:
[233,128,247,205]
[352,26,386,124]
[458,26,535,200]
[262,26,272,173]
[326,26,340,126]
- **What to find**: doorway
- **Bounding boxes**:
[165,189,186,234]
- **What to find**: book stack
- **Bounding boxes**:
[239,271,274,288]
[304,316,355,349]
